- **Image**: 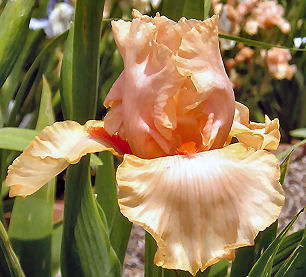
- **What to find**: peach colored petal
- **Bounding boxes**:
[229,102,280,150]
[265,48,297,80]
[117,143,284,275]
[174,15,235,149]
[106,12,235,158]
[245,1,290,35]
[106,13,185,158]
[6,121,123,197]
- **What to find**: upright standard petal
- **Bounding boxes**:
[105,12,235,158]
[229,102,280,150]
[6,120,130,197]
[117,143,284,275]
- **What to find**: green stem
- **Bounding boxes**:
[0,220,25,277]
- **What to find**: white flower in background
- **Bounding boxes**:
[293,37,306,48]
[30,3,74,38]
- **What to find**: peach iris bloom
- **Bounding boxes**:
[6,11,284,275]
[245,0,290,35]
[263,48,297,80]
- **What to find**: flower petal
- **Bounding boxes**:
[6,120,126,197]
[117,143,284,275]
[106,12,235,158]
[230,102,280,150]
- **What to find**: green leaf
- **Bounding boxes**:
[274,227,306,277]
[60,23,74,119]
[272,229,304,275]
[248,209,304,277]
[0,30,44,127]
[207,260,228,277]
[36,76,55,129]
[218,33,306,52]
[60,0,105,123]
[94,151,131,266]
[162,0,206,21]
[230,246,255,277]
[277,139,306,161]
[109,210,132,265]
[0,128,38,151]
[6,30,68,127]
[0,220,25,277]
[8,76,55,277]
[204,0,212,19]
[183,0,204,20]
[90,153,103,167]
[280,152,292,186]
[51,221,63,277]
[61,156,120,277]
[162,0,185,21]
[95,152,133,265]
[145,232,163,277]
[95,151,117,229]
[0,0,35,88]
[290,128,306,138]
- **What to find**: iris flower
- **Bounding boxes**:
[6,10,284,275]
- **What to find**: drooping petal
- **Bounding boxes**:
[229,102,280,150]
[6,120,130,197]
[117,143,284,275]
[105,12,235,158]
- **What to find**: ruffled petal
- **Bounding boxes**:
[117,143,284,275]
[6,120,128,197]
[106,12,235,158]
[106,13,185,158]
[229,102,280,150]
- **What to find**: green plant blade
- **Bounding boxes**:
[218,33,306,52]
[183,0,204,20]
[60,0,105,123]
[6,30,68,127]
[109,210,132,265]
[162,0,185,21]
[0,30,44,127]
[0,0,35,88]
[272,229,304,275]
[61,156,120,277]
[95,151,132,265]
[51,221,63,277]
[204,0,212,19]
[95,151,117,230]
[230,246,255,277]
[8,77,55,277]
[0,220,25,277]
[145,232,163,277]
[274,227,306,277]
[277,139,306,161]
[60,23,74,119]
[290,128,306,138]
[0,128,38,151]
[207,260,228,277]
[248,209,304,277]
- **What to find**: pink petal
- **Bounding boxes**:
[6,121,127,197]
[117,143,284,275]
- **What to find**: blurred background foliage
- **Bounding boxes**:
[0,0,305,277]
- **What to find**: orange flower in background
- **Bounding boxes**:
[5,11,284,275]
[262,48,297,80]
